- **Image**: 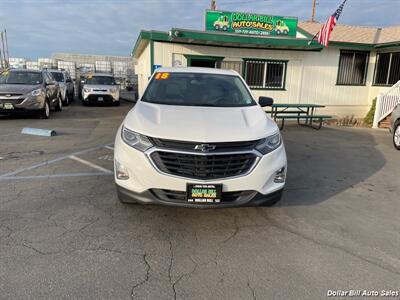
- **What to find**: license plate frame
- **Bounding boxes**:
[186,184,222,204]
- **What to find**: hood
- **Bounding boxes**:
[0,84,41,95]
[124,102,279,143]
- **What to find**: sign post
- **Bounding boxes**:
[205,10,298,37]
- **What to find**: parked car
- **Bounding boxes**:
[126,81,139,100]
[391,104,400,150]
[114,67,287,207]
[81,73,120,106]
[49,69,74,106]
[0,69,62,119]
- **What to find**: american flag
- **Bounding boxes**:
[317,0,348,47]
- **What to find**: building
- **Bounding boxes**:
[52,52,135,80]
[132,10,400,118]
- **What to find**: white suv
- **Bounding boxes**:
[114,67,287,207]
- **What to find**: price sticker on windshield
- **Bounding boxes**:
[155,72,170,80]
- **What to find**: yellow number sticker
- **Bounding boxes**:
[155,72,170,80]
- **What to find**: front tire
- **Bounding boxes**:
[62,93,69,106]
[55,94,63,112]
[256,189,283,207]
[40,100,51,119]
[393,121,400,150]
[117,190,137,204]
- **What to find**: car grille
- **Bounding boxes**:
[151,189,256,203]
[149,137,260,152]
[150,151,257,180]
[0,99,24,104]
[87,94,113,102]
[0,93,23,97]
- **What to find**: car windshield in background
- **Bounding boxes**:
[50,72,64,82]
[142,72,256,107]
[0,71,43,85]
[86,76,115,85]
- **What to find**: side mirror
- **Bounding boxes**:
[258,96,274,107]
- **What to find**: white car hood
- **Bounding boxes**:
[123,102,279,142]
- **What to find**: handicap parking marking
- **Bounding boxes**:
[69,155,113,174]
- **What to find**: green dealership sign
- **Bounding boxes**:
[205,10,298,37]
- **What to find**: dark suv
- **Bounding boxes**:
[0,69,62,119]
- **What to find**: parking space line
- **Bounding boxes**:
[104,145,114,150]
[69,155,113,173]
[0,143,113,178]
[0,172,113,181]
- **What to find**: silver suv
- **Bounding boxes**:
[0,69,62,119]
[49,70,75,106]
[81,73,120,106]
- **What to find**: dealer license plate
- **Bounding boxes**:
[187,184,222,204]
[3,103,14,110]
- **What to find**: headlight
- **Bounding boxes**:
[31,89,42,96]
[255,132,281,155]
[83,87,91,93]
[110,87,118,93]
[121,126,153,152]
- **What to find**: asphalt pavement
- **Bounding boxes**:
[1,100,399,299]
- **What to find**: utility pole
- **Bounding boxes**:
[311,0,317,22]
[211,0,217,10]
[0,31,5,69]
[0,29,10,69]
[4,30,9,67]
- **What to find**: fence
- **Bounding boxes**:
[373,80,400,128]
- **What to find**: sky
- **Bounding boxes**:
[0,0,399,59]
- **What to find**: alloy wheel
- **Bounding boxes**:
[394,125,400,147]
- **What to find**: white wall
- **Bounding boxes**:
[135,42,151,97]
[147,41,384,118]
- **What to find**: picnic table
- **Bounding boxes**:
[268,103,332,130]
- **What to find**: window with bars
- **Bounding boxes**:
[373,52,400,86]
[337,50,369,85]
[244,60,286,89]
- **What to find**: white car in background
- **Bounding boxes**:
[81,73,120,106]
[114,67,287,207]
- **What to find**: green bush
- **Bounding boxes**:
[364,98,376,127]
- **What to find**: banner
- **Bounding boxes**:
[205,10,298,37]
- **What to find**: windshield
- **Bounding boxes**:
[142,72,256,107]
[0,71,43,85]
[86,76,116,85]
[50,72,65,82]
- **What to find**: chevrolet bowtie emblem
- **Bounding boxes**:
[194,144,217,152]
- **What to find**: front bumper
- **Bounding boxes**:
[114,129,287,207]
[82,91,119,103]
[116,184,283,208]
[0,95,45,114]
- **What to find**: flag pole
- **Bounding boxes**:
[308,32,319,46]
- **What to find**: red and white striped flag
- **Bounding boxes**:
[317,0,348,47]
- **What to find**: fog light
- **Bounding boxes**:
[274,167,286,183]
[115,160,129,180]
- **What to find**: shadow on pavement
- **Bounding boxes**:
[280,125,386,206]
